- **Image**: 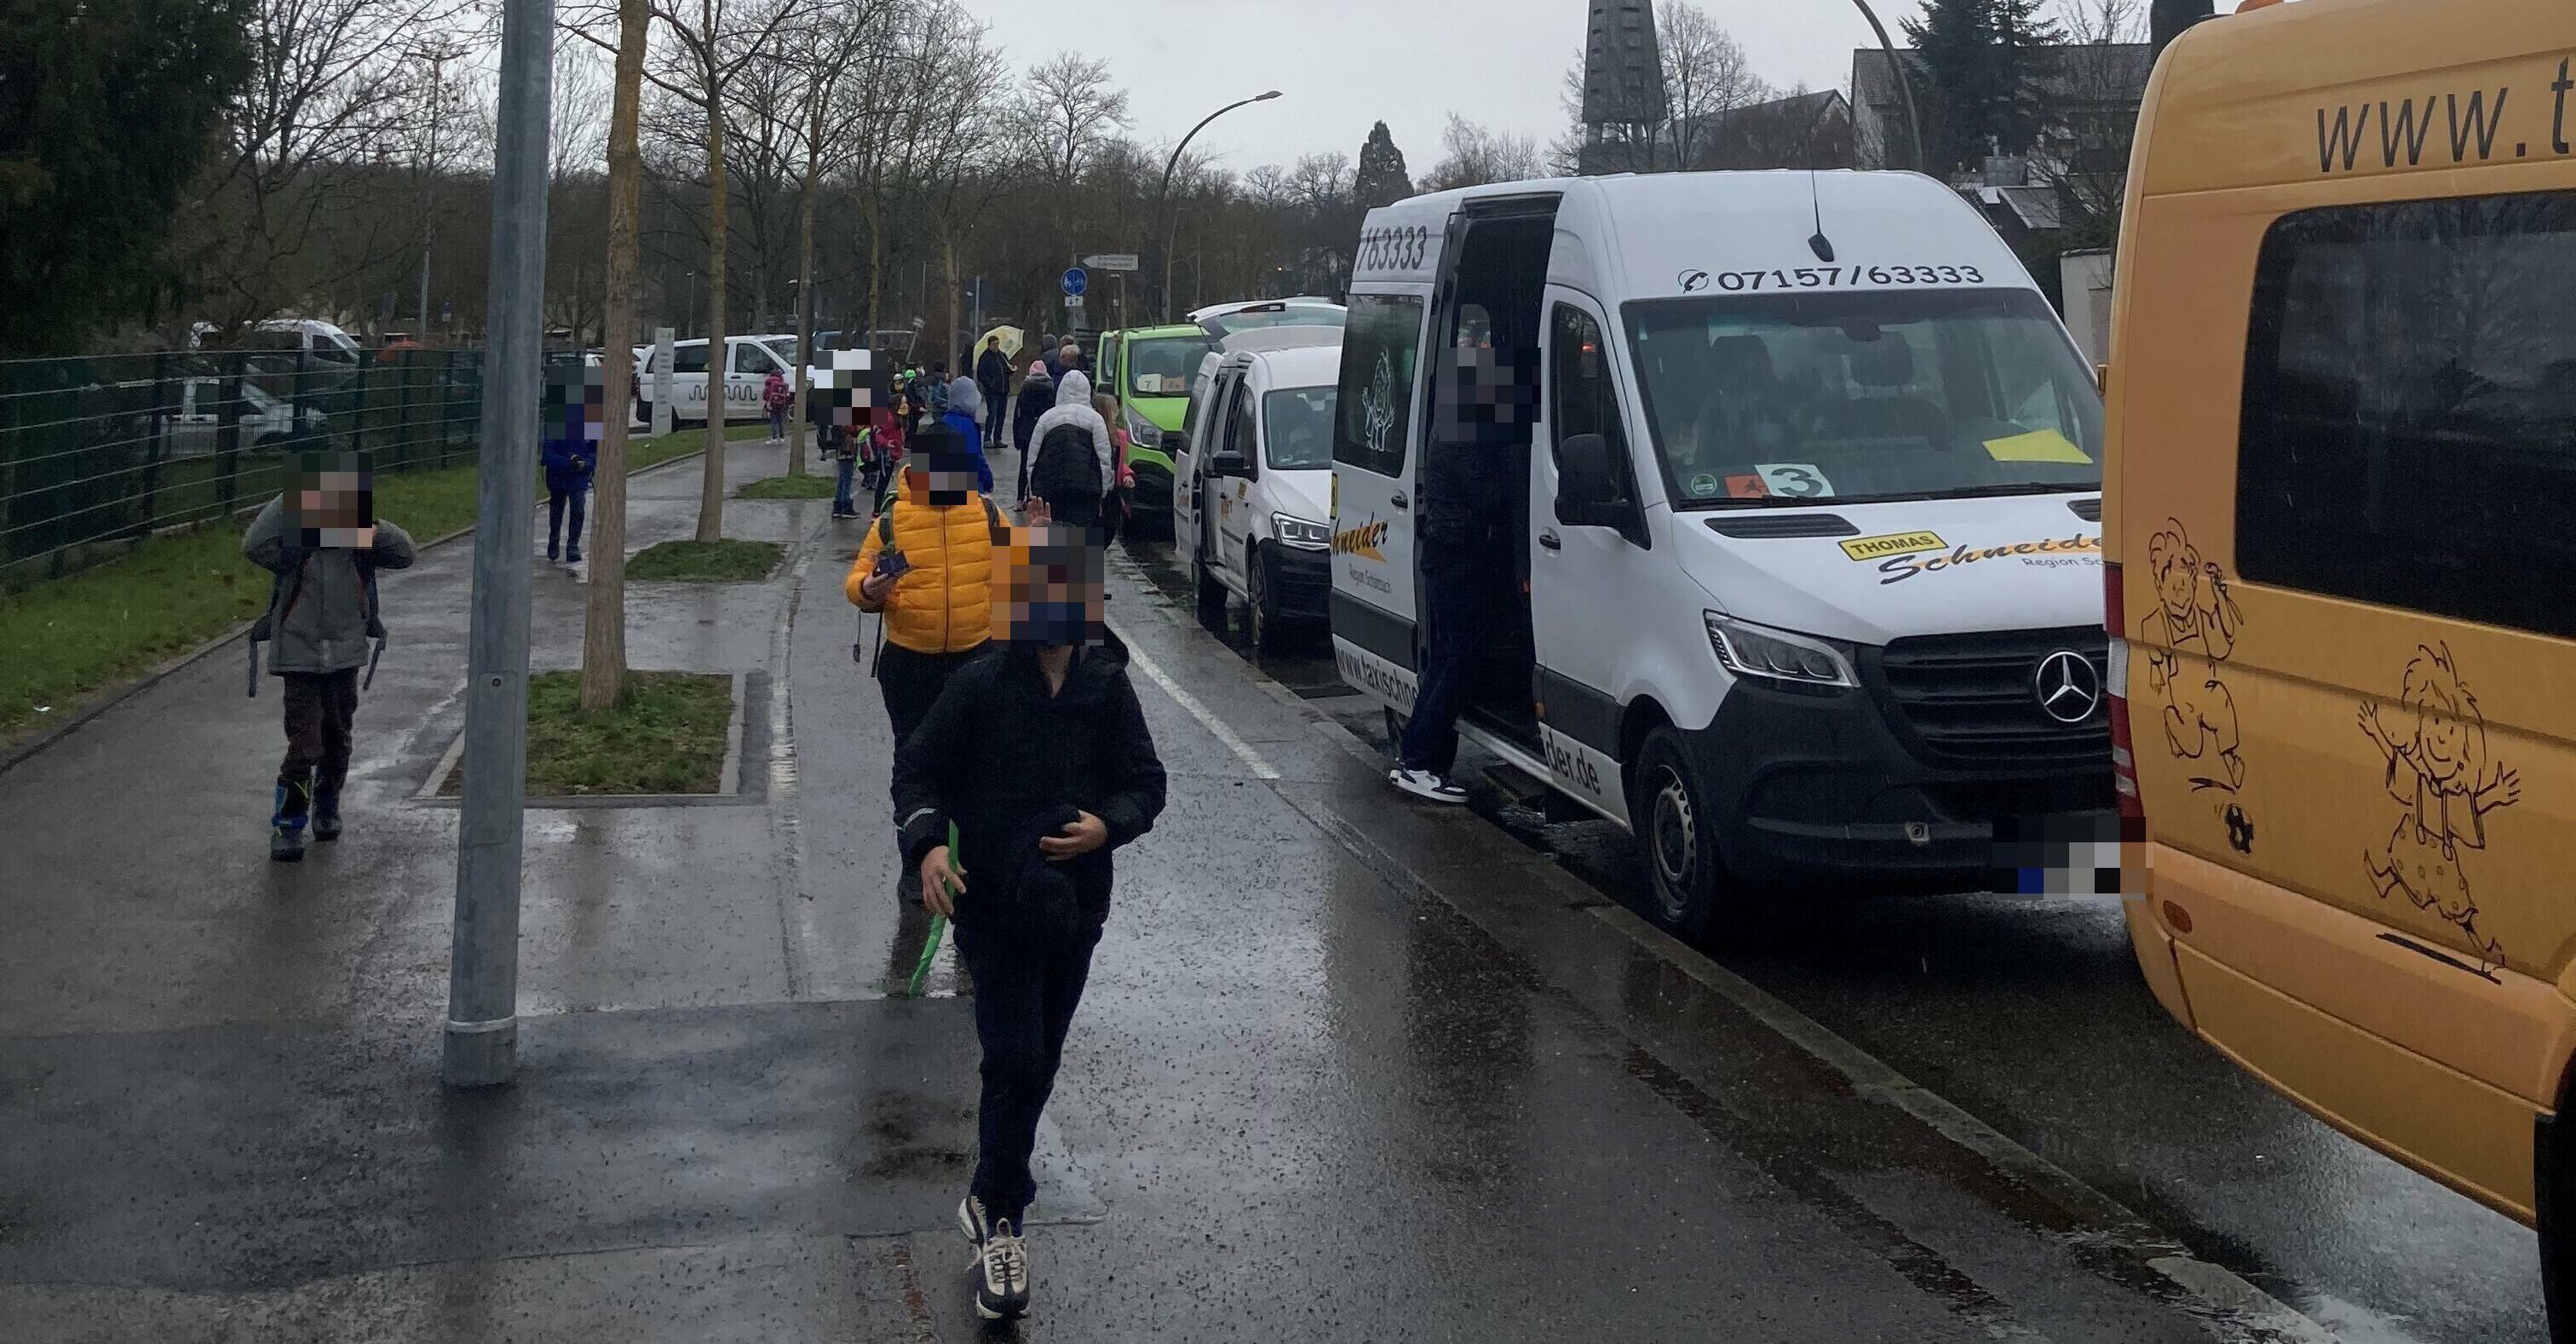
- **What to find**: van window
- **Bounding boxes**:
[731,342,777,375]
[671,344,710,375]
[1332,293,1426,478]
[1264,388,1336,469]
[1097,335,1124,390]
[2239,191,2576,640]
[1549,303,1636,509]
[1127,336,1213,398]
[1625,289,2101,506]
[1227,381,1259,466]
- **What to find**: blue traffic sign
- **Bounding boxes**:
[1061,267,1088,297]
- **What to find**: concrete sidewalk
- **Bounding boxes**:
[3,436,2266,1341]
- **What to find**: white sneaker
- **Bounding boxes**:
[1389,767,1467,804]
[957,1194,993,1244]
[972,1218,1031,1320]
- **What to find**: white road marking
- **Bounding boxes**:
[1587,902,2343,1344]
[1108,618,1282,781]
[1126,565,2349,1344]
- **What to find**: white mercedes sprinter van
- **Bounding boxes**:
[1328,171,2111,936]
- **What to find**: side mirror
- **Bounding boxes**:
[1555,433,1623,526]
[1210,449,1250,479]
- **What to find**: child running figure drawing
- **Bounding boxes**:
[2360,642,2521,974]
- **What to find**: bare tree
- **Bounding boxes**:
[638,0,809,542]
[777,0,900,471]
[2044,0,2147,229]
[188,0,465,326]
[1022,52,1130,262]
[1657,3,1768,171]
[1419,116,1542,193]
[575,0,650,710]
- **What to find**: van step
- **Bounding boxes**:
[1482,761,1554,806]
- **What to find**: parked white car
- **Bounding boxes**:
[1174,330,1342,652]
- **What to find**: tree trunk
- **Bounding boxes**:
[787,111,821,475]
[580,0,651,713]
[696,82,730,543]
[863,190,883,340]
[941,233,959,377]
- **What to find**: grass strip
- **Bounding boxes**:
[0,422,763,744]
[440,669,733,796]
[736,473,837,500]
[625,538,784,583]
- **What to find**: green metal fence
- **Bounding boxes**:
[0,347,487,589]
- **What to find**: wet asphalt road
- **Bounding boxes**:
[1119,535,2546,1344]
[0,439,2544,1341]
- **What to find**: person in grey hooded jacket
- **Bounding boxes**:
[241,461,417,861]
[1024,369,1115,533]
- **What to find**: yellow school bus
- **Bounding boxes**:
[2106,0,2576,1318]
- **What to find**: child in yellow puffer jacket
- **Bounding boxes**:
[849,420,1008,755]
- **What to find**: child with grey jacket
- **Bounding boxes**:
[242,456,417,861]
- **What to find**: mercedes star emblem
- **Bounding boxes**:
[2033,650,2102,725]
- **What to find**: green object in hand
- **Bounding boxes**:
[906,822,959,997]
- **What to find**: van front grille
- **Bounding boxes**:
[1866,627,2110,771]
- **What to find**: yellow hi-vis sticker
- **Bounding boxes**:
[1982,429,2092,464]
[1839,530,1945,561]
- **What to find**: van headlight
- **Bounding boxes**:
[1704,612,1858,689]
[1272,513,1331,550]
[1121,404,1159,446]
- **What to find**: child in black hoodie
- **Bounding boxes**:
[889,510,1164,1323]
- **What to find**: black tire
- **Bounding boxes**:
[1248,543,1291,655]
[1631,726,1732,942]
[2544,1104,2576,1342]
[1193,549,1229,633]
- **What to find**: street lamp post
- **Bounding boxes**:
[1160,90,1280,323]
[1848,0,1927,173]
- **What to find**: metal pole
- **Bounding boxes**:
[1849,1,1927,174]
[1158,90,1281,323]
[443,0,552,1089]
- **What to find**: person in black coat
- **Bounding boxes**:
[975,335,1013,442]
[1008,361,1055,505]
[891,519,1164,1322]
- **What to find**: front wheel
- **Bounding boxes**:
[1248,544,1292,655]
[1631,726,1734,942]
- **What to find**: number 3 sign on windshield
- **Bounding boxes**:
[1756,462,1832,498]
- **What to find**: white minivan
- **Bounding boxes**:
[1329,170,2112,936]
[632,333,801,426]
[1172,330,1342,652]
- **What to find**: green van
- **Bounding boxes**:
[1092,324,1217,539]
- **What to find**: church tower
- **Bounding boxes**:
[1579,0,1665,175]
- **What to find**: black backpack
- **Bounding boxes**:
[1031,422,1101,503]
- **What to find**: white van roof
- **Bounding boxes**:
[1216,327,1343,356]
[1245,343,1342,390]
[1350,169,2027,301]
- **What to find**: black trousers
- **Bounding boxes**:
[547,486,587,554]
[877,644,984,750]
[1399,564,1480,778]
[955,901,1107,1223]
[277,668,359,813]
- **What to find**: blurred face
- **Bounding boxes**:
[290,452,372,545]
[996,522,1106,648]
[1435,343,1541,447]
[904,445,980,505]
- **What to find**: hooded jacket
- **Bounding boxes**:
[938,376,994,493]
[241,499,418,675]
[1026,370,1114,503]
[1011,365,1055,457]
[847,423,1000,654]
[892,634,1166,920]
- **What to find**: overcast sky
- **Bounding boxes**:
[957,0,1932,175]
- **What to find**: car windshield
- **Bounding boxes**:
[1263,387,1336,469]
[1625,289,2102,508]
[1130,336,1216,397]
[1201,306,1344,337]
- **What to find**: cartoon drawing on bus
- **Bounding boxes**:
[2360,643,2519,978]
[2139,521,2245,795]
